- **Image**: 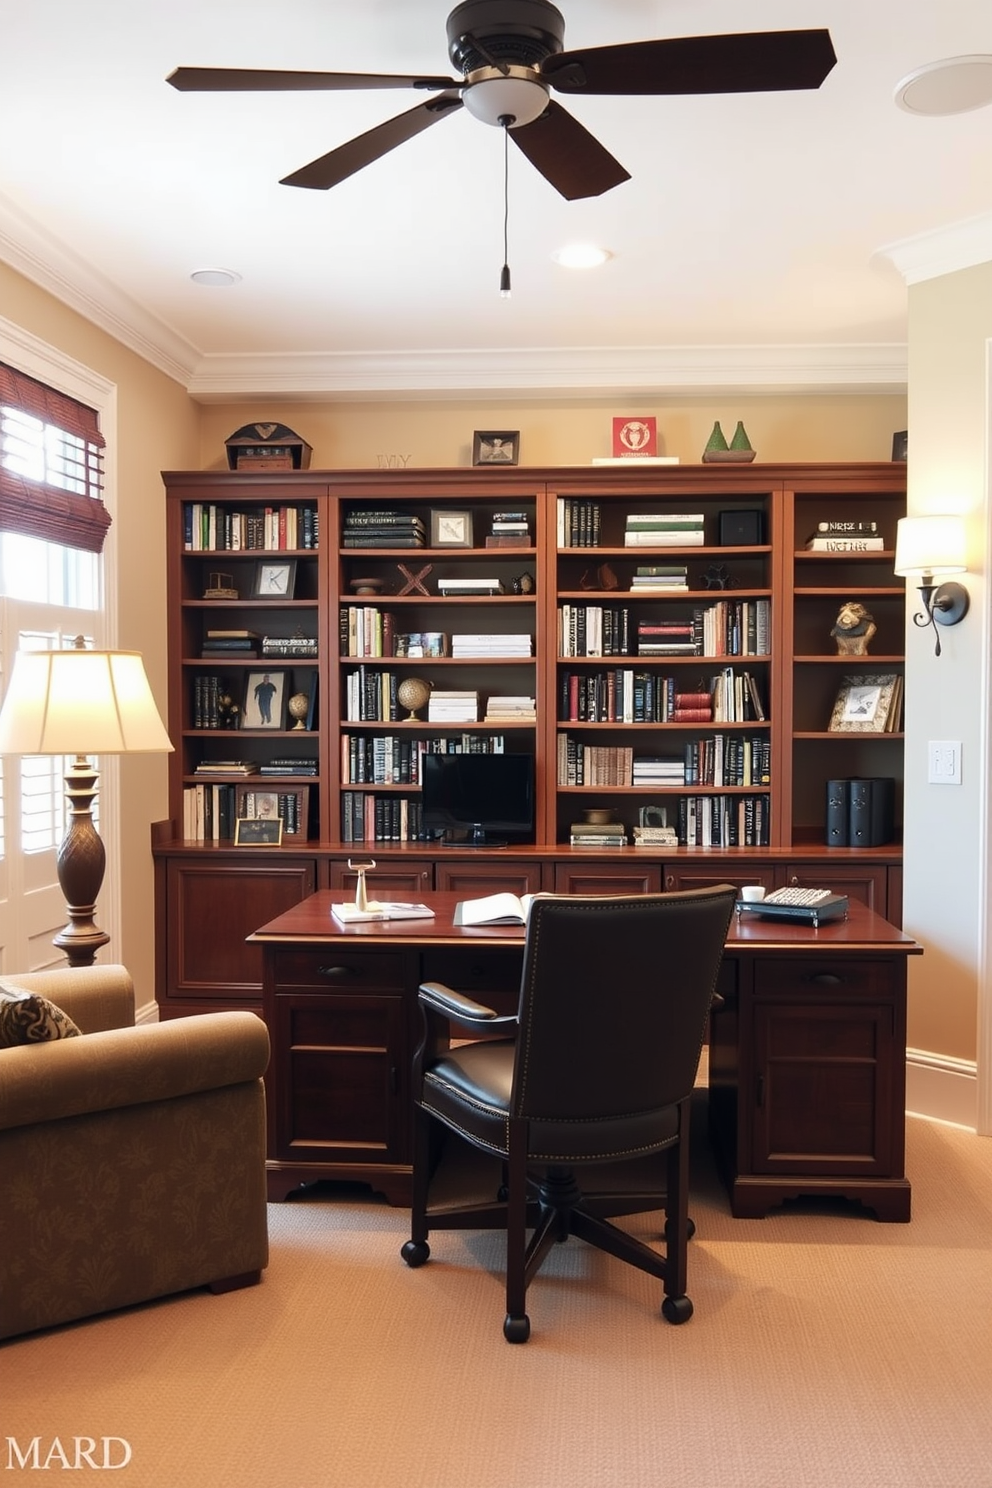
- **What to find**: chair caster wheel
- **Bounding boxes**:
[664,1216,695,1243]
[503,1313,530,1343]
[662,1294,693,1325]
[401,1240,430,1268]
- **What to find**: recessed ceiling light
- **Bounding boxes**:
[551,244,612,270]
[190,269,242,287]
[895,55,992,116]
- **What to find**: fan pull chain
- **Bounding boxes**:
[499,114,512,298]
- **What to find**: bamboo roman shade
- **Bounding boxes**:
[0,361,111,553]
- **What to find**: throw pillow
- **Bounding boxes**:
[0,980,82,1046]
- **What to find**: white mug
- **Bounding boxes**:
[740,885,766,903]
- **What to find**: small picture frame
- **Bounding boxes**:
[430,510,474,547]
[250,559,297,599]
[242,670,288,730]
[234,817,284,846]
[473,431,519,466]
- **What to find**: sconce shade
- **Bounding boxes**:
[894,515,967,576]
[0,648,173,756]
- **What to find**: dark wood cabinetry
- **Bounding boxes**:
[156,464,906,1015]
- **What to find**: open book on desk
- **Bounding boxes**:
[331,901,435,926]
[453,891,552,927]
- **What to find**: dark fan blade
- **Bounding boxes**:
[510,101,629,201]
[280,94,463,189]
[167,67,458,93]
[542,30,836,95]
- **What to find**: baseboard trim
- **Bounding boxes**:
[906,1048,978,1130]
[135,1000,159,1025]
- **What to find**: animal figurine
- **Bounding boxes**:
[831,601,876,656]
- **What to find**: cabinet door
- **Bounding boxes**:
[751,997,896,1177]
[434,860,545,895]
[553,861,662,895]
[163,857,316,1010]
[781,861,888,916]
[271,991,408,1164]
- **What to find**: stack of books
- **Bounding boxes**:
[201,628,259,658]
[257,757,318,777]
[670,690,713,722]
[261,634,318,658]
[636,618,698,656]
[194,759,258,776]
[624,514,705,547]
[629,564,689,592]
[632,757,685,787]
[569,820,627,847]
[484,695,537,722]
[486,510,531,547]
[805,520,884,553]
[342,510,426,547]
[633,825,679,848]
[451,633,531,657]
[427,690,479,723]
[436,577,505,596]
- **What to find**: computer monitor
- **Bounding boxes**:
[421,752,535,847]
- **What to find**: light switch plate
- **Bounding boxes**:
[928,740,962,785]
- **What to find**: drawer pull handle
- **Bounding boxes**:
[808,973,843,986]
[317,964,362,980]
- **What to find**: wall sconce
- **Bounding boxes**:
[894,514,969,658]
[0,638,173,967]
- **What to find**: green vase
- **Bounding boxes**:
[704,421,728,453]
[729,421,753,452]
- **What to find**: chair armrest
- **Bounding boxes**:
[0,1010,270,1133]
[0,964,135,1033]
[418,981,517,1035]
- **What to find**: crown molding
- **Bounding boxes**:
[874,210,992,286]
[0,191,907,401]
[184,343,907,403]
[0,192,197,387]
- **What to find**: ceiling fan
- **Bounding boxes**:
[167,0,836,202]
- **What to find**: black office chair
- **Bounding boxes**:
[400,885,737,1342]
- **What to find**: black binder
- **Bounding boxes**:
[848,777,895,847]
[825,779,850,847]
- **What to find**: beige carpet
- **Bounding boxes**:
[4,1107,992,1488]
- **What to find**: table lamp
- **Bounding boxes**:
[0,636,173,966]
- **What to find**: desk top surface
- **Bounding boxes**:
[250,890,922,955]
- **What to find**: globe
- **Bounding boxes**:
[288,692,310,729]
[397,676,430,721]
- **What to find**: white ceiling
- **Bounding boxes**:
[2,1,991,402]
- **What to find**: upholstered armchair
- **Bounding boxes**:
[0,964,269,1341]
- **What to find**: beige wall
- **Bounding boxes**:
[0,262,199,1004]
[903,261,992,1070]
[198,393,906,472]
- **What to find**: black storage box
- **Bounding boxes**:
[719,510,764,546]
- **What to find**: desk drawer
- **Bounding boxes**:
[753,957,898,1001]
[421,947,524,1002]
[272,947,406,992]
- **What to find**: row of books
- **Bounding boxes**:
[340,608,456,657]
[557,667,767,724]
[182,783,308,840]
[183,503,318,552]
[341,732,508,786]
[559,598,770,658]
[557,738,633,786]
[624,513,704,548]
[342,509,426,548]
[677,794,771,848]
[340,792,424,843]
[557,498,601,548]
[683,734,772,787]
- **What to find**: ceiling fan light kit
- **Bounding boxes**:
[168,3,837,203]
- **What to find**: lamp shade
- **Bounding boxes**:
[0,648,173,756]
[894,515,968,577]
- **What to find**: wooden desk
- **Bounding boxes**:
[250,892,921,1221]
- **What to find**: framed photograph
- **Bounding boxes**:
[235,784,310,838]
[829,674,898,734]
[473,431,519,466]
[430,509,474,547]
[242,670,288,730]
[234,817,284,846]
[250,558,297,599]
